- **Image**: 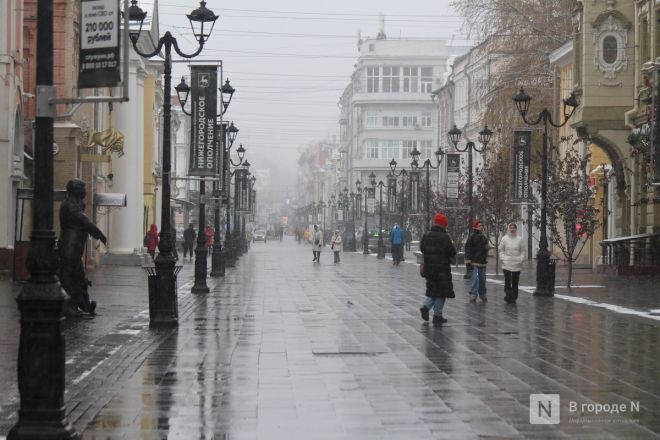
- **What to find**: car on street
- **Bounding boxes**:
[253,229,267,243]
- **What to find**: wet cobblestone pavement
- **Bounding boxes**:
[1,239,660,439]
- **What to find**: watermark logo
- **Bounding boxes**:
[530,394,560,424]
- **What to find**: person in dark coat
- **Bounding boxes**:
[466,220,489,303]
[58,178,107,316]
[419,213,457,325]
[183,223,196,261]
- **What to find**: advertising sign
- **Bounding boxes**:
[189,65,218,176]
[387,177,397,213]
[409,171,420,213]
[512,130,532,202]
[79,0,120,88]
[366,187,376,215]
[446,153,460,205]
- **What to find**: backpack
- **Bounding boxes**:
[143,233,151,247]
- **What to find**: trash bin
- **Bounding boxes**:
[548,259,557,293]
[143,264,183,323]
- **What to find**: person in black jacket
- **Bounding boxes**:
[465,221,489,303]
[58,179,107,316]
[183,223,196,261]
[419,213,457,325]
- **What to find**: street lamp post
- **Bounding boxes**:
[174,76,235,292]
[410,146,445,229]
[211,122,238,277]
[128,0,217,324]
[349,190,357,251]
[225,143,246,267]
[233,158,249,257]
[369,172,386,259]
[513,87,579,297]
[8,0,79,436]
[357,179,370,255]
[329,195,336,233]
[389,159,409,230]
[448,124,493,279]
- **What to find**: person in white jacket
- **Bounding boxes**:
[499,222,525,304]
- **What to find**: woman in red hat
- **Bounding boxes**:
[419,213,457,325]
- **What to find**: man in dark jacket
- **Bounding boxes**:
[419,213,457,325]
[58,178,107,316]
[465,221,489,303]
[183,223,196,261]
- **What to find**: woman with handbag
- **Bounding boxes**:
[330,230,342,264]
[419,213,457,325]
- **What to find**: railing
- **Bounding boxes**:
[600,233,660,267]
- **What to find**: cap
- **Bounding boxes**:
[434,213,448,228]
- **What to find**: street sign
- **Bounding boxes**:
[367,198,376,214]
[446,153,460,203]
[512,130,532,202]
[79,0,120,88]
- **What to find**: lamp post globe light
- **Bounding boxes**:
[174,75,235,292]
[211,122,239,276]
[410,146,445,230]
[369,172,387,259]
[513,87,579,297]
[448,124,493,280]
[8,0,79,436]
[127,0,217,324]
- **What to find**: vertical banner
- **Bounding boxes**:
[355,194,362,219]
[216,124,226,192]
[237,170,249,212]
[512,130,532,202]
[387,176,397,213]
[446,154,460,206]
[189,65,218,176]
[79,0,120,88]
[223,149,231,200]
[409,171,420,213]
[250,190,256,215]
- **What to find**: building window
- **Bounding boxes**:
[603,35,618,64]
[402,116,418,127]
[382,116,399,127]
[403,66,418,92]
[381,140,402,159]
[402,140,417,158]
[366,112,378,127]
[419,140,432,159]
[366,140,379,158]
[421,112,432,128]
[369,43,375,52]
[367,67,379,93]
[382,66,400,92]
[421,67,433,93]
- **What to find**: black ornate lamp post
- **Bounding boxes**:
[349,189,357,251]
[357,179,370,254]
[329,194,336,233]
[410,146,445,230]
[448,124,493,279]
[369,172,386,259]
[174,75,235,292]
[128,0,217,323]
[211,122,238,276]
[227,147,246,264]
[513,87,579,297]
[8,0,78,436]
[389,159,409,229]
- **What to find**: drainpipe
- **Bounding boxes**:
[624,0,641,129]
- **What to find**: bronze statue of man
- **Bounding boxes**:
[58,178,107,316]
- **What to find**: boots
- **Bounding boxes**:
[419,306,429,322]
[432,315,447,326]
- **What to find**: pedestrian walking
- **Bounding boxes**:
[330,230,342,263]
[390,223,405,265]
[466,221,489,303]
[499,221,525,304]
[312,224,323,262]
[183,223,196,261]
[145,223,159,260]
[205,224,214,253]
[419,213,456,326]
[404,227,412,251]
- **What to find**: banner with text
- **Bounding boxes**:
[409,172,420,213]
[189,65,218,176]
[512,130,532,202]
[79,0,120,88]
[446,154,461,206]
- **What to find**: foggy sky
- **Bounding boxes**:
[158,0,466,195]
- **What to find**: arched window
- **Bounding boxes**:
[603,36,618,64]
